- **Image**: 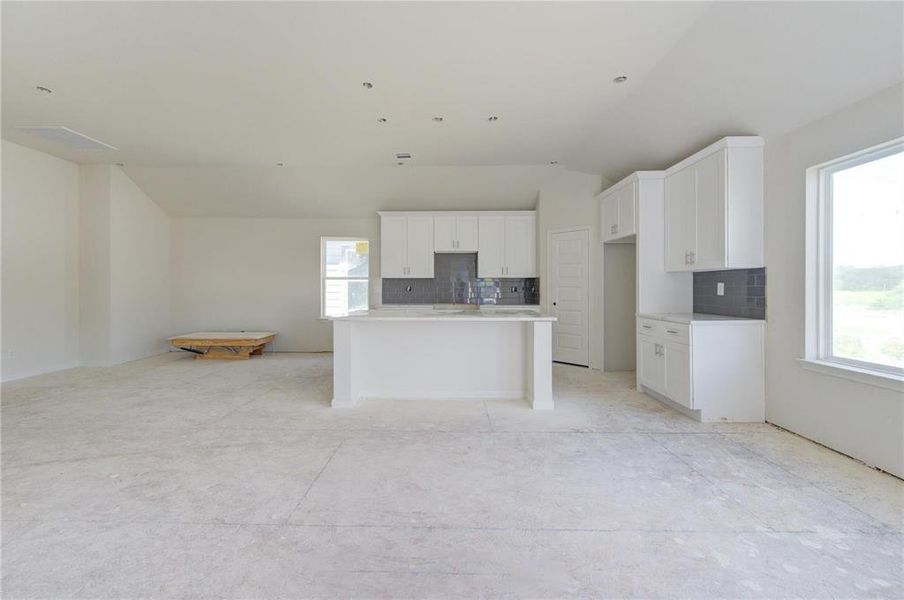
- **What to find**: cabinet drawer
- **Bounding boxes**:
[661,323,690,344]
[637,318,661,336]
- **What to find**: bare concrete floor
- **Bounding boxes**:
[2,352,902,598]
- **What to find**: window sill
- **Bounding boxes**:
[798,359,904,392]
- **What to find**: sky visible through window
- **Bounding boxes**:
[830,149,903,370]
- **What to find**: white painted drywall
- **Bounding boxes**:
[765,82,904,477]
[536,170,606,370]
[1,140,80,381]
[78,165,112,366]
[109,168,172,363]
[170,217,381,352]
[603,243,637,372]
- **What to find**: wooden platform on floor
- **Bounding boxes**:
[167,332,277,360]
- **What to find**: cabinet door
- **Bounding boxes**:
[638,335,665,394]
[405,216,435,278]
[664,342,692,408]
[456,215,479,252]
[617,182,636,238]
[664,166,696,272]
[693,150,726,270]
[433,215,456,252]
[380,216,407,278]
[601,195,619,242]
[477,216,505,277]
[504,215,536,277]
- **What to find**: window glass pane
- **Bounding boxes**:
[323,279,368,317]
[830,149,904,369]
[324,240,369,278]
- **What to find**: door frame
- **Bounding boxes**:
[546,226,591,366]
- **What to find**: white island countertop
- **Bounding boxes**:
[332,307,556,322]
[638,312,765,325]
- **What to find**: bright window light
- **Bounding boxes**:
[815,140,904,375]
[321,238,369,318]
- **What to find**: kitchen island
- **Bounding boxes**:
[331,308,556,409]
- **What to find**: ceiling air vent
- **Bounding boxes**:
[14,126,118,151]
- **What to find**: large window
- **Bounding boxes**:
[321,238,369,318]
[808,139,903,378]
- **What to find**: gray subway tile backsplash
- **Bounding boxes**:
[382,253,539,305]
[693,267,766,319]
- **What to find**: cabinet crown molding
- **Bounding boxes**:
[665,136,764,176]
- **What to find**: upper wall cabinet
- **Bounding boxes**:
[434,214,478,252]
[664,137,764,272]
[599,180,637,242]
[379,214,434,278]
[478,213,536,278]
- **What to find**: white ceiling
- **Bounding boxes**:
[2,1,902,217]
[566,1,904,181]
[1,1,707,168]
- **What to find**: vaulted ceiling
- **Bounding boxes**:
[2,1,901,217]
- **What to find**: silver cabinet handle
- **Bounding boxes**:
[666,329,678,334]
[642,324,652,329]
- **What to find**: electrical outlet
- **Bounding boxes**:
[716,282,725,296]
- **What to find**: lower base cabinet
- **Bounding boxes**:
[637,315,764,422]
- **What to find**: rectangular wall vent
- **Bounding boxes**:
[395,152,411,160]
[14,126,118,151]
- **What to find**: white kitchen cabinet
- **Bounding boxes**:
[379,214,434,278]
[380,215,408,278]
[599,180,636,242]
[406,216,435,278]
[664,341,691,408]
[664,166,696,271]
[637,335,665,394]
[503,215,536,277]
[477,216,505,277]
[434,214,478,252]
[478,214,536,278]
[663,137,764,272]
[636,314,764,422]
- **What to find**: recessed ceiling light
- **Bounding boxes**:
[35,85,53,94]
[362,82,373,89]
[613,75,628,84]
[487,116,499,122]
[377,117,387,123]
[432,116,444,122]
[276,162,284,167]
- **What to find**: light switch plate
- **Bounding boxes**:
[716,282,725,296]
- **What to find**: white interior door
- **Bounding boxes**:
[549,229,589,366]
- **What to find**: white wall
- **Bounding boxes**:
[171,217,380,352]
[603,243,636,371]
[109,168,172,362]
[1,141,80,381]
[78,165,112,366]
[765,83,904,477]
[537,170,605,370]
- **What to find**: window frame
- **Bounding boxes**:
[320,236,370,319]
[804,137,904,383]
